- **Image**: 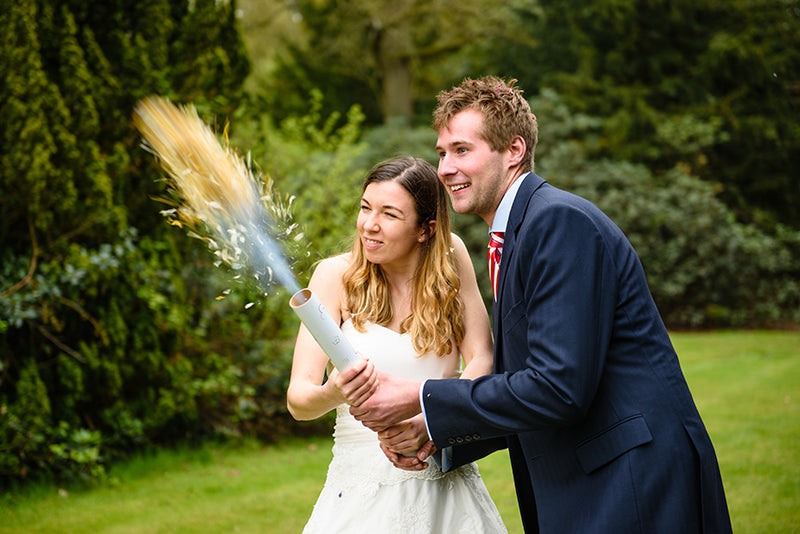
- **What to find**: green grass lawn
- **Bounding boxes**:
[671,330,800,532]
[1,330,797,533]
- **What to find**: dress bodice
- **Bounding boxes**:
[340,319,460,381]
[332,320,459,451]
[303,321,508,533]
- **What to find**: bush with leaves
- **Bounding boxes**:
[0,0,255,487]
[233,89,370,267]
[534,90,800,327]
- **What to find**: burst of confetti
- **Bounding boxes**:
[133,97,303,296]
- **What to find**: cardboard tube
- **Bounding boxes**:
[290,288,361,370]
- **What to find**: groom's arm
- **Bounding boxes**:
[422,202,619,444]
[378,390,506,472]
[377,381,506,472]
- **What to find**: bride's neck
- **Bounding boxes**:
[385,275,413,322]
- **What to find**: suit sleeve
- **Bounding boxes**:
[423,201,618,448]
[431,437,509,472]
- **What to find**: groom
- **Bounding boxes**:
[344,76,732,533]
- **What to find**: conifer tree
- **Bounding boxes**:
[1,0,252,484]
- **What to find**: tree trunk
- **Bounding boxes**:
[377,23,413,120]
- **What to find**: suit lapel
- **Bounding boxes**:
[491,173,546,372]
[491,294,501,371]
[495,173,546,304]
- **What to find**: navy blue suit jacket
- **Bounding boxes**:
[423,174,731,533]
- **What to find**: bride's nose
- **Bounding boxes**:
[362,211,380,231]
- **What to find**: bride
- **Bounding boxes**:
[287,157,507,533]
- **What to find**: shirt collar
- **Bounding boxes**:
[490,172,529,233]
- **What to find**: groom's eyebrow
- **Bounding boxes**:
[436,139,471,152]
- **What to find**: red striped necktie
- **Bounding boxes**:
[487,231,504,300]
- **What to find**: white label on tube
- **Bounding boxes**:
[290,288,361,370]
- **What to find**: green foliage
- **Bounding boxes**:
[2,0,798,491]
[534,89,800,327]
[470,0,800,228]
[356,115,439,167]
[47,422,105,483]
[248,0,530,125]
[0,0,255,486]
[233,89,370,268]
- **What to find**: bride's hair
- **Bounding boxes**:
[343,157,465,357]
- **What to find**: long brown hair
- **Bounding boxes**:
[343,157,464,357]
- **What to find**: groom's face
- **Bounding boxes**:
[435,109,511,226]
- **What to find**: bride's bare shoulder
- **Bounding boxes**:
[310,253,352,283]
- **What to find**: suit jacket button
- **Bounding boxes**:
[473,434,481,440]
[448,438,456,445]
[456,437,464,444]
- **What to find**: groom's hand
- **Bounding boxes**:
[349,372,421,432]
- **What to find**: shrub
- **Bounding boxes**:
[534,90,799,327]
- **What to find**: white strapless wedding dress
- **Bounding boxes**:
[302,320,508,534]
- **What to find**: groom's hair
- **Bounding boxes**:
[433,75,538,172]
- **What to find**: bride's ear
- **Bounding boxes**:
[423,220,437,241]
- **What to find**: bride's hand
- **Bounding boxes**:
[332,358,378,406]
[379,441,434,471]
[377,414,430,455]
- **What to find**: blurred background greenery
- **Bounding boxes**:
[1,0,798,488]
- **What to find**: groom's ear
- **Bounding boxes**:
[507,135,526,168]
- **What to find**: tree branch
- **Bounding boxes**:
[35,324,87,364]
[1,216,39,298]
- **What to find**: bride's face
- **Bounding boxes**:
[358,181,426,268]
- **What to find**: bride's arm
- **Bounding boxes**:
[377,235,492,462]
[286,256,377,420]
[451,234,494,380]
